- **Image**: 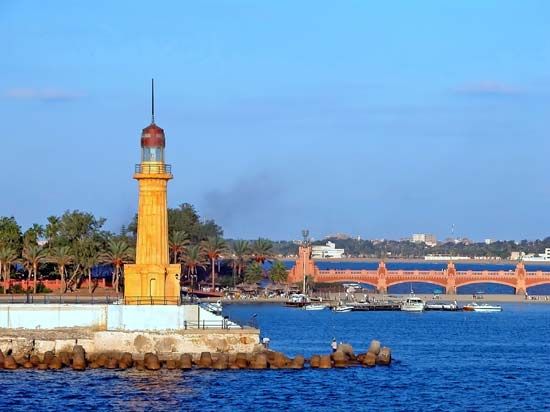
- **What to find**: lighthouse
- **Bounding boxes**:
[124,80,181,304]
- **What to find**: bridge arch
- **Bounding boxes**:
[456,280,516,295]
[525,280,550,289]
[386,279,447,289]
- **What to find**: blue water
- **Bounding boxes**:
[2,303,550,411]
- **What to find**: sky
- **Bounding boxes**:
[1,0,550,241]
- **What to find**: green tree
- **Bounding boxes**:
[22,223,44,246]
[103,239,134,293]
[169,231,189,264]
[45,210,107,248]
[244,261,263,284]
[22,244,47,294]
[201,237,227,289]
[230,240,250,286]
[182,245,206,289]
[128,203,223,244]
[251,238,274,263]
[0,217,23,250]
[269,260,288,284]
[0,245,18,294]
[48,245,73,293]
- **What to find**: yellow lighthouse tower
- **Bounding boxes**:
[124,80,180,304]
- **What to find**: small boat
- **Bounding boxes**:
[425,301,459,311]
[304,304,326,311]
[463,303,502,312]
[401,296,425,312]
[332,305,353,313]
[285,294,309,307]
[203,300,223,315]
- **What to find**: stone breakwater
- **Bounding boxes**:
[0,340,391,371]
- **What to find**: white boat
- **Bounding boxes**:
[203,300,223,314]
[332,305,353,313]
[401,296,425,312]
[463,303,502,312]
[425,301,459,311]
[304,304,326,311]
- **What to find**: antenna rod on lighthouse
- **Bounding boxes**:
[151,78,155,124]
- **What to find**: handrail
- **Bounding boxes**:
[135,163,172,174]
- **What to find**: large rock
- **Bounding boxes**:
[106,357,119,369]
[376,347,392,366]
[337,343,354,359]
[289,355,305,369]
[319,355,332,369]
[368,340,381,355]
[212,355,228,370]
[30,355,41,366]
[179,354,193,370]
[120,352,134,368]
[72,345,86,357]
[72,353,87,371]
[268,352,289,369]
[234,353,248,369]
[43,351,55,366]
[48,356,63,370]
[362,352,377,367]
[59,351,71,367]
[144,353,161,370]
[309,355,321,368]
[250,353,268,369]
[96,354,109,367]
[4,355,18,370]
[198,352,213,368]
[332,351,348,368]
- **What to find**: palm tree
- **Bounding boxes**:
[169,231,189,264]
[182,245,206,290]
[84,251,103,294]
[230,240,250,286]
[48,245,73,293]
[0,246,19,294]
[244,261,263,284]
[200,237,227,289]
[22,244,47,294]
[251,238,274,264]
[269,260,288,284]
[102,239,134,293]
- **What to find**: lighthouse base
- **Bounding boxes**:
[124,263,181,304]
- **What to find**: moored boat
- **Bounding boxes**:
[332,305,353,313]
[401,296,425,312]
[463,303,502,312]
[425,301,459,311]
[304,304,326,311]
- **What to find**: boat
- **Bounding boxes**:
[463,303,502,312]
[425,301,459,311]
[202,300,223,315]
[285,293,309,307]
[304,304,326,311]
[401,296,425,312]
[332,305,353,313]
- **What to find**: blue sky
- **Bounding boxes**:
[1,0,550,241]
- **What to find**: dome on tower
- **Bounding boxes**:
[141,123,165,148]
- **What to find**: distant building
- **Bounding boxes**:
[514,248,550,262]
[484,239,494,245]
[411,233,437,247]
[311,241,345,259]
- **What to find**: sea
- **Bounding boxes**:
[2,303,550,411]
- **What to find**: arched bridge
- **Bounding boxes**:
[288,246,550,294]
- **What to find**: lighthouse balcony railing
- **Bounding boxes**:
[135,163,172,174]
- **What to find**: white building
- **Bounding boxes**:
[514,248,550,262]
[411,233,437,247]
[311,241,345,259]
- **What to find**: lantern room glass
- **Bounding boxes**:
[142,147,164,162]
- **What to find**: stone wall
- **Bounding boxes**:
[0,328,260,357]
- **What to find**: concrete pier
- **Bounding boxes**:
[0,304,260,356]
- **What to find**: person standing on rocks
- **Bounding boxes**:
[331,338,338,353]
